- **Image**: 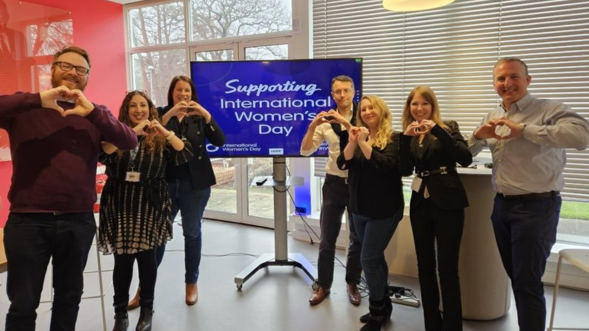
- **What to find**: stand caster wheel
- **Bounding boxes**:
[236,284,243,290]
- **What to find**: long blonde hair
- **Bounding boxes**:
[356,95,393,149]
[401,86,447,131]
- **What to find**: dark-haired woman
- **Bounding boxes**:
[156,75,225,305]
[98,91,192,331]
[399,86,472,331]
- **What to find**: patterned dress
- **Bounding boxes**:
[98,138,192,255]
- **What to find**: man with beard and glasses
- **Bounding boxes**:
[0,45,138,331]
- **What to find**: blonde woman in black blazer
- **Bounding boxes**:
[399,86,472,331]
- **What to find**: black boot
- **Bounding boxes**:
[136,308,153,331]
[384,297,393,320]
[359,312,370,323]
[360,299,387,331]
[113,297,129,331]
[360,295,392,323]
[112,312,129,331]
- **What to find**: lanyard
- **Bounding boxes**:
[128,138,142,171]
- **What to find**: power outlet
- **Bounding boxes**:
[391,296,420,307]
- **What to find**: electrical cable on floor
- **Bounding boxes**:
[162,249,259,258]
[283,165,421,302]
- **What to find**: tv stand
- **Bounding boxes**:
[234,157,316,290]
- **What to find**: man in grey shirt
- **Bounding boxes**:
[468,57,589,331]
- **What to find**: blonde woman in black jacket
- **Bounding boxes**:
[399,86,472,331]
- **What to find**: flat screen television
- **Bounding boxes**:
[190,58,363,157]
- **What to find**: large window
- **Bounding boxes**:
[126,0,294,106]
[125,0,301,228]
[128,1,186,47]
[313,0,589,244]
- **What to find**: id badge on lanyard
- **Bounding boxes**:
[126,145,141,182]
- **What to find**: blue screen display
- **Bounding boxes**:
[190,58,362,157]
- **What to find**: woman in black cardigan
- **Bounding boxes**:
[158,75,225,305]
[128,75,226,309]
[399,86,472,331]
[337,95,404,331]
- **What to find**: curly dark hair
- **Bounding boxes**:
[118,90,165,154]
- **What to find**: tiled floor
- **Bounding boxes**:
[1,219,588,331]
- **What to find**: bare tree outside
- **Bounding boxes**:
[190,0,291,40]
[129,1,185,47]
[28,19,73,56]
[127,0,292,105]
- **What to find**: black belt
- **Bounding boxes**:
[497,191,560,199]
[326,174,348,185]
[416,167,457,178]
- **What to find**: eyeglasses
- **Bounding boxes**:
[53,61,90,76]
[332,88,353,95]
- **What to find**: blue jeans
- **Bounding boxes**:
[491,193,561,331]
[352,205,404,301]
[157,179,210,284]
[4,212,96,331]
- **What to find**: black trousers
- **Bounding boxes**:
[112,249,157,312]
[4,212,96,331]
[410,199,464,331]
[316,174,362,288]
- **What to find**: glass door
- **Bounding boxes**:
[191,38,290,228]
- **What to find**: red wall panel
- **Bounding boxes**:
[0,0,125,226]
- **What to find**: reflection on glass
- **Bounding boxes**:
[195,49,233,62]
[194,50,237,216]
[209,158,237,214]
[247,157,276,219]
[27,20,73,57]
[190,0,292,42]
[129,1,185,47]
[1,0,73,162]
[131,50,186,106]
[0,0,72,95]
[245,45,287,60]
[245,44,289,219]
[35,63,52,92]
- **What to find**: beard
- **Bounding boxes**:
[51,70,87,91]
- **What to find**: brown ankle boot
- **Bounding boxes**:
[185,283,198,305]
[128,287,140,310]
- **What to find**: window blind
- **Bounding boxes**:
[313,0,589,201]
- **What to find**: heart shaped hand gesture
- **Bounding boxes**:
[148,119,168,137]
[474,118,506,140]
[348,126,360,143]
[185,101,212,123]
[40,86,95,117]
[405,120,434,136]
[133,119,152,136]
[358,126,370,141]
